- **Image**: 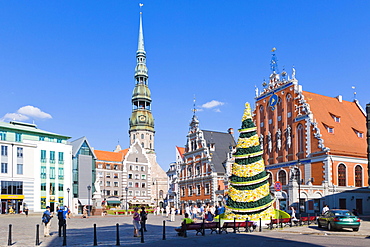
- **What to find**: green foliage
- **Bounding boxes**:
[234,146,261,156]
[241,119,255,129]
[235,155,262,165]
[234,180,268,190]
[227,194,273,209]
[229,170,266,183]
[239,131,257,139]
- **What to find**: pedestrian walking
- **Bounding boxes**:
[57,206,67,237]
[82,205,88,218]
[140,206,148,232]
[42,206,53,237]
[132,207,141,237]
[24,206,29,217]
[166,205,170,217]
[170,207,176,222]
[192,205,198,219]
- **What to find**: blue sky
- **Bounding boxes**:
[1,1,369,171]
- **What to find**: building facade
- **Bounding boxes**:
[0,121,71,213]
[177,113,236,211]
[255,52,369,214]
[71,136,96,214]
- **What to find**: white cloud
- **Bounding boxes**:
[201,100,225,109]
[1,105,52,122]
[17,105,52,119]
[1,113,29,122]
[213,108,221,113]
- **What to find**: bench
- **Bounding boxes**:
[219,221,256,234]
[175,222,219,236]
[266,218,298,229]
[299,216,317,225]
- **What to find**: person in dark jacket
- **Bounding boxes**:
[139,206,148,232]
[57,206,67,237]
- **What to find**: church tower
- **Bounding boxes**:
[129,11,155,152]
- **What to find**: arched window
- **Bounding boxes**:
[338,164,346,186]
[267,172,273,185]
[150,143,152,149]
[141,142,144,148]
[141,134,144,139]
[297,124,304,158]
[133,135,135,140]
[278,170,287,185]
[355,165,363,187]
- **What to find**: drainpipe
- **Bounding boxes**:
[366,103,370,187]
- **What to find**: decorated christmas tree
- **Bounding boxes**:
[225,103,275,221]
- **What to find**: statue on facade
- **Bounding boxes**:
[267,131,272,153]
[276,129,282,151]
[286,126,292,149]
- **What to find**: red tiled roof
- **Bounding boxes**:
[176,146,185,158]
[94,150,124,162]
[303,91,366,157]
[119,148,129,158]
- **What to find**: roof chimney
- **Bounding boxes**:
[228,128,234,135]
[336,95,343,102]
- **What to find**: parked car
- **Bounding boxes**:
[317,209,360,231]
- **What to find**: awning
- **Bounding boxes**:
[78,199,92,205]
[107,200,121,204]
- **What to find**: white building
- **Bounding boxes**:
[0,121,72,213]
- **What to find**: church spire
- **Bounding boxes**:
[129,8,155,151]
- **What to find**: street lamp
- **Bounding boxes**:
[295,158,302,217]
[125,187,128,213]
[87,185,91,216]
[67,188,70,208]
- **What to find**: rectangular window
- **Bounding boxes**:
[106,181,111,187]
[106,190,110,196]
[106,164,111,169]
[114,173,118,178]
[0,131,7,141]
[39,136,45,141]
[142,183,146,188]
[197,184,201,195]
[114,165,118,170]
[41,198,46,209]
[287,112,292,118]
[142,191,146,196]
[135,174,139,180]
[58,168,64,179]
[58,152,64,164]
[50,167,55,179]
[1,146,8,156]
[135,182,139,188]
[106,173,110,178]
[114,182,119,187]
[98,164,103,169]
[50,151,55,163]
[135,190,140,196]
[128,182,133,187]
[41,183,46,191]
[17,164,23,175]
[50,183,55,195]
[189,186,193,196]
[114,190,118,196]
[141,166,145,171]
[1,163,8,173]
[41,166,46,179]
[205,184,210,195]
[41,150,46,163]
[57,139,62,143]
[129,190,133,196]
[15,133,22,142]
[58,183,63,191]
[141,174,146,180]
[181,187,185,197]
[17,147,23,158]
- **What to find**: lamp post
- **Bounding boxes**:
[67,188,70,208]
[87,185,91,216]
[295,158,302,217]
[125,187,128,213]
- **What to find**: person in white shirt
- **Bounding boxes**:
[322,205,329,215]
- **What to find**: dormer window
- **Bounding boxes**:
[353,129,364,138]
[330,113,340,123]
[323,123,334,134]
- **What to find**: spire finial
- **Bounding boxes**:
[352,86,357,100]
[270,47,279,74]
[192,95,197,116]
[242,102,252,121]
[137,4,145,53]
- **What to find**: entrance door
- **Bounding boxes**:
[50,202,55,212]
[356,199,363,214]
[339,198,346,209]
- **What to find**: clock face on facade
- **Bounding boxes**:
[139,115,146,122]
[269,94,278,111]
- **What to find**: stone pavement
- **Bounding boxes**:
[0,213,370,246]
